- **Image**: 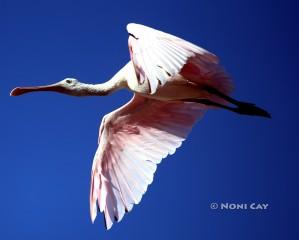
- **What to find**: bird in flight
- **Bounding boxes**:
[10,23,270,230]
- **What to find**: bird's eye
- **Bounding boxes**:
[66,79,72,84]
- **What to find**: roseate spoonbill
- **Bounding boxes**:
[10,23,270,230]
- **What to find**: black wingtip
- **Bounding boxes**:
[103,214,108,230]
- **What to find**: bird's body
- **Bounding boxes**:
[101,60,229,102]
[10,23,270,230]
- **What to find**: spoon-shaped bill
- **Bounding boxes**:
[10,84,61,96]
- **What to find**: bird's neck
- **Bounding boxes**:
[82,79,123,96]
[78,63,130,96]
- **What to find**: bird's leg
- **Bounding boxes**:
[202,86,243,105]
[182,86,271,118]
[182,98,235,111]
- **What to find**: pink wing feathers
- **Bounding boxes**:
[127,23,233,98]
[90,94,207,229]
[90,23,234,230]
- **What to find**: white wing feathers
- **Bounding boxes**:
[127,23,218,94]
[90,95,207,229]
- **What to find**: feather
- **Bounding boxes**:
[90,94,207,229]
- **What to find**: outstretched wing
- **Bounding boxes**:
[127,23,219,94]
[90,94,207,229]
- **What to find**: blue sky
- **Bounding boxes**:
[1,0,298,239]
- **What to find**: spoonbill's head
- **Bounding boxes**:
[10,78,84,96]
